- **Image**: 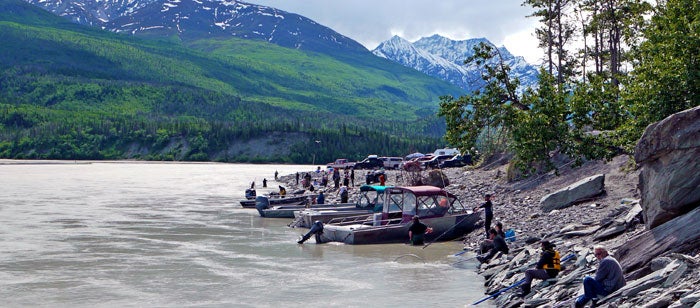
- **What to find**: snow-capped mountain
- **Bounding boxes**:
[373,34,539,93]
[23,0,369,54]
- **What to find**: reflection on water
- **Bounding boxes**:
[0,161,490,307]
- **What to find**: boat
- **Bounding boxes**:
[290,185,387,228]
[239,193,308,208]
[255,195,350,218]
[316,186,480,245]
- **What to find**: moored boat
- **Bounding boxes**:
[290,185,388,228]
[239,193,308,208]
[255,195,350,218]
[317,186,480,245]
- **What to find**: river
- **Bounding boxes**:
[0,160,491,307]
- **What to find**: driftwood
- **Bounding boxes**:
[615,206,700,273]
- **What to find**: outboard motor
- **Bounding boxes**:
[245,188,257,200]
[297,221,324,244]
[255,196,270,217]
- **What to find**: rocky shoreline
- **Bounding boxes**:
[277,107,700,308]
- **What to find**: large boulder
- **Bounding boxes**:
[539,174,605,212]
[615,206,700,274]
[635,106,700,228]
[425,170,450,188]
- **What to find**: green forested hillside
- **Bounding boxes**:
[0,0,462,163]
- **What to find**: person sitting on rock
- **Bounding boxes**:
[477,222,506,254]
[476,228,509,264]
[574,246,626,308]
[519,240,561,297]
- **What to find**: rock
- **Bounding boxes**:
[681,290,700,305]
[624,203,643,226]
[616,206,700,273]
[641,294,674,308]
[425,169,450,187]
[522,298,550,307]
[650,257,674,271]
[663,262,688,288]
[635,106,700,228]
[562,226,600,238]
[593,224,626,241]
[539,174,605,212]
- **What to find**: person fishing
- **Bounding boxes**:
[477,221,506,253]
[573,246,626,307]
[298,221,324,244]
[279,185,286,196]
[476,228,509,264]
[408,216,433,245]
[473,194,493,238]
[519,240,561,297]
[316,191,325,205]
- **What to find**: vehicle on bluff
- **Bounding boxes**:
[354,155,383,169]
[326,158,355,169]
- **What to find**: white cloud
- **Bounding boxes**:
[249,0,542,63]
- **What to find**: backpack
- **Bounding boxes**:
[505,229,516,242]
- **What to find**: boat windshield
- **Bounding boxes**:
[357,185,388,210]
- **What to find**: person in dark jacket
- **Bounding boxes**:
[316,191,325,205]
[476,228,509,264]
[520,240,561,297]
[478,221,506,253]
[574,246,626,307]
[408,216,432,245]
[473,194,493,238]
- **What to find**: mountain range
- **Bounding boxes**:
[373,35,540,92]
[4,0,540,162]
[24,0,369,56]
[24,0,539,93]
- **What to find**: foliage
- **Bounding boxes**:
[619,0,700,151]
[440,0,697,175]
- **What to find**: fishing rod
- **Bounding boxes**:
[454,249,469,257]
[451,255,477,265]
[470,253,577,305]
[422,216,468,249]
[472,278,526,305]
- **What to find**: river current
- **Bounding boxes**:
[0,160,491,307]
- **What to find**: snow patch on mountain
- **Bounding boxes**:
[373,34,539,93]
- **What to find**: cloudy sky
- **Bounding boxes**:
[248,0,542,64]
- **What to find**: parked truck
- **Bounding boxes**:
[326,158,356,169]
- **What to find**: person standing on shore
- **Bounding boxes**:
[473,194,493,238]
[295,172,299,185]
[574,246,626,308]
[338,185,349,203]
[317,191,325,205]
[274,170,278,181]
[333,168,340,188]
[350,168,355,187]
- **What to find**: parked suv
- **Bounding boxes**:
[379,157,403,169]
[424,154,455,169]
[354,155,383,169]
[438,154,473,168]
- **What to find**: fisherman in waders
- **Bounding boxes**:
[408,216,433,245]
[297,221,323,244]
